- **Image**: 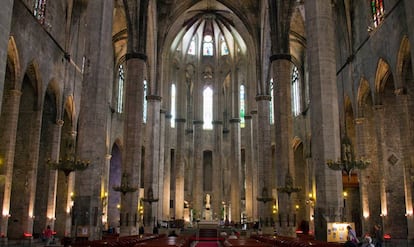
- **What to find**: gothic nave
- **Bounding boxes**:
[0,0,413,245]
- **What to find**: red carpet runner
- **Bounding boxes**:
[194,242,220,247]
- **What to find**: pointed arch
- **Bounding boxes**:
[357,78,372,118]
[374,58,392,104]
[292,136,302,151]
[396,35,411,90]
[25,60,43,111]
[7,36,21,89]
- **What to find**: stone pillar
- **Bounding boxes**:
[271,57,296,236]
[175,118,186,220]
[250,110,259,222]
[162,114,172,221]
[354,117,371,233]
[395,94,413,238]
[75,0,114,240]
[143,95,161,227]
[255,96,272,226]
[212,121,223,220]
[158,109,166,222]
[0,90,21,239]
[244,115,254,222]
[304,0,343,240]
[0,0,13,112]
[229,118,241,223]
[192,120,203,218]
[46,120,65,229]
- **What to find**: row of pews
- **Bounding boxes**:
[250,234,344,247]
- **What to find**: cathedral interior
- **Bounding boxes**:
[0,0,413,245]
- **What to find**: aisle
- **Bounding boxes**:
[194,241,220,247]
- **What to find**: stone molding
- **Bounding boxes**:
[270,53,292,62]
[125,52,147,61]
[146,95,162,101]
[255,95,271,101]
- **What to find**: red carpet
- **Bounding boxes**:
[195,242,219,247]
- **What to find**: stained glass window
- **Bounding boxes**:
[34,0,47,25]
[203,35,214,56]
[270,78,274,124]
[291,66,301,116]
[221,36,229,56]
[240,85,246,128]
[117,64,124,113]
[143,80,148,123]
[171,84,176,128]
[203,87,213,129]
[188,36,196,55]
[371,0,384,27]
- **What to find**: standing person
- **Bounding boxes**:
[373,224,384,247]
[347,225,359,245]
[43,225,53,246]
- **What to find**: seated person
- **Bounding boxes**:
[228,231,238,239]
[168,230,178,237]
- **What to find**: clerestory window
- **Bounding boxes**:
[34,0,47,25]
[371,0,385,28]
[171,83,176,128]
[291,66,301,116]
[117,64,125,113]
[203,35,214,56]
[203,86,213,129]
[240,85,246,128]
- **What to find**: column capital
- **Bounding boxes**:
[354,118,365,125]
[160,109,167,114]
[270,53,292,62]
[244,115,252,120]
[229,118,241,123]
[193,120,204,125]
[146,95,162,101]
[212,120,223,125]
[125,52,147,61]
[175,118,186,123]
[165,114,173,119]
[255,95,271,101]
[56,119,64,126]
[9,89,22,96]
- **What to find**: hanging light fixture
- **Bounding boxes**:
[113,173,138,195]
[277,170,301,197]
[326,135,370,178]
[47,135,90,177]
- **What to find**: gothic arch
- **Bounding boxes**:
[396,35,411,90]
[374,58,393,105]
[356,78,371,118]
[24,60,43,111]
[6,36,21,90]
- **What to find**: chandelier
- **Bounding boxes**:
[326,135,370,178]
[47,138,90,177]
[277,171,301,197]
[257,187,273,204]
[142,187,158,204]
[113,173,138,195]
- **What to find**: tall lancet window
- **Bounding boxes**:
[171,83,176,128]
[203,35,214,56]
[270,78,275,124]
[117,64,125,113]
[371,0,384,27]
[220,36,229,56]
[34,0,47,25]
[240,85,246,128]
[291,66,301,116]
[143,80,148,123]
[188,36,196,55]
[203,86,213,129]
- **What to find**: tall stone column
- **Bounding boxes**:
[0,0,13,112]
[175,118,186,220]
[250,110,259,222]
[75,0,114,239]
[229,118,241,223]
[305,0,343,240]
[244,115,254,222]
[212,121,223,220]
[0,90,21,239]
[46,120,65,229]
[158,109,166,222]
[255,96,272,226]
[143,95,161,227]
[162,113,172,221]
[354,118,370,231]
[192,121,203,218]
[271,57,296,236]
